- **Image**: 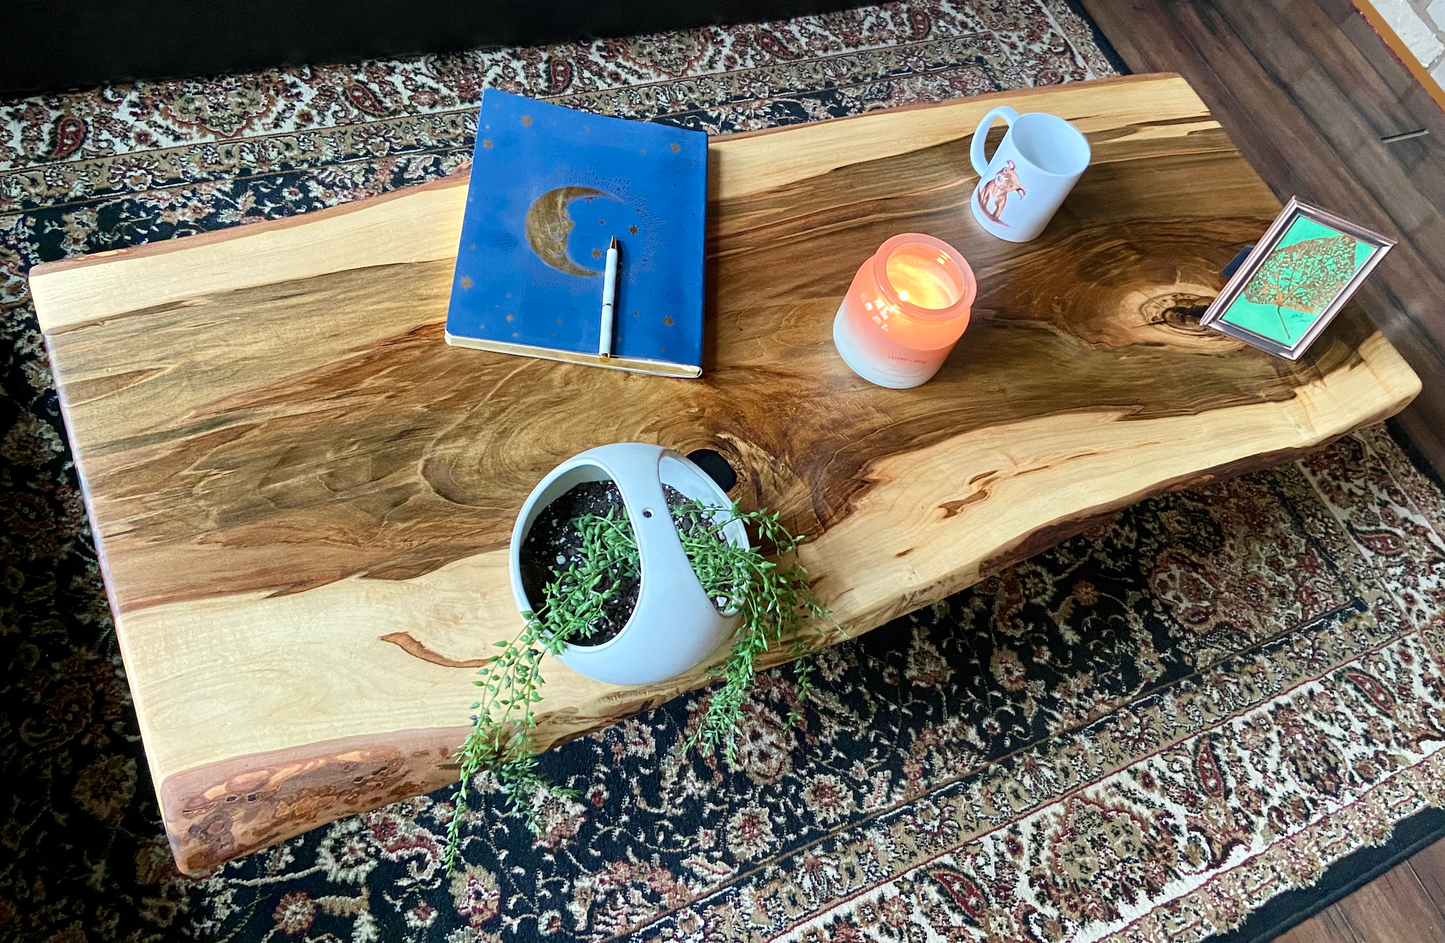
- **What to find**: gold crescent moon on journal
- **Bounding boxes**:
[524,186,614,277]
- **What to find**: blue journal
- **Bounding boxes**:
[444,89,708,378]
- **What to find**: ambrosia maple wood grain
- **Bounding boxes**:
[28,74,1420,874]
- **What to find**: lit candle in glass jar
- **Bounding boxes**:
[832,233,977,389]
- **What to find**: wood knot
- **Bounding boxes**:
[1139,292,1214,336]
[1102,286,1241,352]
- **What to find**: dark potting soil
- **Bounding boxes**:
[519,479,716,647]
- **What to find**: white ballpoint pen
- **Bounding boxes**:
[598,236,619,359]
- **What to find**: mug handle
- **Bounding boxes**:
[971,105,1019,176]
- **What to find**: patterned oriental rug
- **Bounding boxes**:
[4,2,1445,941]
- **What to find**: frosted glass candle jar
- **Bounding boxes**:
[832,233,977,388]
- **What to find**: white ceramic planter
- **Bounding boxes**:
[509,443,747,686]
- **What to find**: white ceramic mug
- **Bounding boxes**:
[970,106,1091,243]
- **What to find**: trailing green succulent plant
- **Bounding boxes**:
[443,497,827,871]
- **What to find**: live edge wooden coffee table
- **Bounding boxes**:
[29,74,1419,874]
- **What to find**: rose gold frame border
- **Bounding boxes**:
[1200,196,1396,360]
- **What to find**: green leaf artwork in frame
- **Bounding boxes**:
[1221,215,1376,345]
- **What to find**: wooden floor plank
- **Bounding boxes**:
[1335,8,1445,130]
[1229,3,1445,231]
[1409,839,1445,923]
[1333,862,1445,942]
[1240,2,1416,141]
[1275,904,1362,943]
[1079,0,1445,476]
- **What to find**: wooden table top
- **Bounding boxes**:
[28,73,1420,874]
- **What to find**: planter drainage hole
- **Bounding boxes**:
[642,508,654,518]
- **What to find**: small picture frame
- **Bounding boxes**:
[1200,197,1395,360]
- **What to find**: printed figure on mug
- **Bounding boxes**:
[976,160,1025,226]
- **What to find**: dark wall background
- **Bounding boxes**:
[2,0,872,96]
